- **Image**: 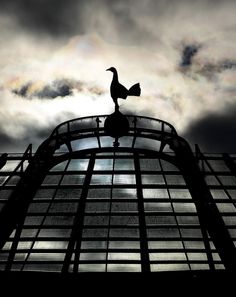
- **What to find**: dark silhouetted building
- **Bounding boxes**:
[0,114,236,289]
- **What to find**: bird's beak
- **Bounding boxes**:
[106,68,111,71]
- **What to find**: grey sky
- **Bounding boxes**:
[0,0,236,152]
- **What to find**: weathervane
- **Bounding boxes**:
[105,67,141,147]
[106,67,141,111]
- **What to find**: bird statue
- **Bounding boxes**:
[106,67,141,110]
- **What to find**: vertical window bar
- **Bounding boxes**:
[5,219,24,271]
[134,152,150,273]
[20,159,71,271]
[158,159,192,270]
[223,153,236,176]
[62,153,95,273]
[105,153,115,272]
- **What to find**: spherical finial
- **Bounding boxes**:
[104,109,129,138]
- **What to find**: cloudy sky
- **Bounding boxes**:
[0,0,236,153]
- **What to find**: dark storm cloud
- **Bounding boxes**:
[13,82,32,97]
[0,132,14,152]
[180,45,200,67]
[196,60,236,79]
[184,104,236,153]
[11,78,105,100]
[0,0,83,36]
[35,80,72,99]
[13,80,73,99]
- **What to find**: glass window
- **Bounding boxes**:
[114,159,134,170]
[144,202,172,212]
[5,175,21,185]
[151,264,189,272]
[1,161,20,172]
[113,174,136,185]
[23,216,44,226]
[33,241,68,249]
[177,216,200,225]
[94,159,113,170]
[42,175,61,185]
[160,160,179,171]
[20,229,38,237]
[223,216,236,225]
[110,216,139,226]
[145,215,176,225]
[0,176,7,186]
[108,253,140,260]
[43,215,75,226]
[107,264,141,272]
[78,264,106,272]
[205,176,220,186]
[210,190,228,200]
[28,253,65,261]
[180,228,202,237]
[149,252,187,261]
[27,203,49,213]
[187,253,207,261]
[147,228,180,238]
[108,241,140,249]
[148,241,183,249]
[90,175,112,185]
[34,189,55,199]
[79,252,106,260]
[87,188,111,199]
[173,203,196,213]
[228,190,236,200]
[112,189,137,199]
[49,202,78,213]
[169,189,191,199]
[38,229,71,237]
[84,216,109,226]
[55,188,81,199]
[23,263,63,272]
[165,175,186,185]
[208,160,229,172]
[82,228,108,238]
[0,189,13,200]
[140,159,161,171]
[61,174,85,185]
[81,241,107,249]
[218,176,236,186]
[85,202,110,212]
[50,161,68,172]
[67,159,89,171]
[109,228,139,238]
[143,189,169,199]
[111,202,138,212]
[141,174,165,185]
[216,203,236,212]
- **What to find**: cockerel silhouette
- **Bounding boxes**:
[106,67,141,109]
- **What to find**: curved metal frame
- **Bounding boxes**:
[1,114,236,272]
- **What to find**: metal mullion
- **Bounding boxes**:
[158,158,192,271]
[5,217,25,271]
[196,154,235,270]
[134,152,150,273]
[105,153,115,272]
[20,159,71,271]
[62,153,95,273]
[201,155,236,207]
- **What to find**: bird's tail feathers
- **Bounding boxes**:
[128,83,141,96]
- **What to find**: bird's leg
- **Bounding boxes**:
[114,98,119,112]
